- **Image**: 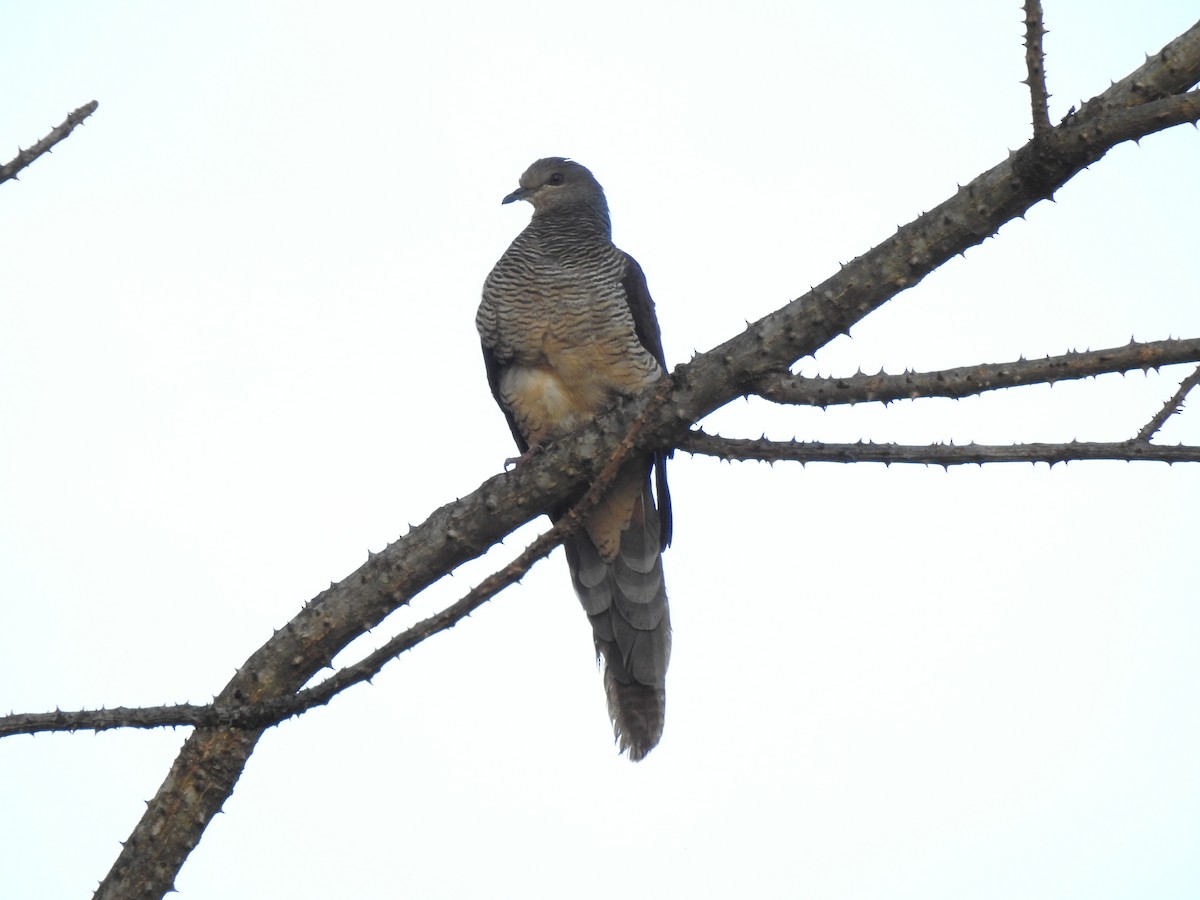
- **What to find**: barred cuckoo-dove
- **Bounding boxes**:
[477,158,672,761]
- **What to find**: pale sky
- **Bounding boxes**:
[3,2,1199,898]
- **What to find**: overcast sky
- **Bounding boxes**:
[3,2,1199,898]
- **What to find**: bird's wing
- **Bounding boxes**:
[620,252,668,372]
[481,341,529,454]
[621,251,672,549]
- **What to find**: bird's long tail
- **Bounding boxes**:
[564,465,671,761]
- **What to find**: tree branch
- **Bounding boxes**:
[87,20,1200,900]
[679,432,1200,466]
[1136,364,1200,441]
[1,705,219,738]
[754,337,1200,407]
[0,101,98,186]
[1023,0,1053,136]
[1087,89,1200,144]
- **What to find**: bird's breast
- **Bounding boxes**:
[479,244,661,445]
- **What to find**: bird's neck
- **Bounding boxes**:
[531,200,613,243]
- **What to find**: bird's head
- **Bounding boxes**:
[502,157,610,221]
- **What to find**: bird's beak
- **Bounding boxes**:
[502,187,529,205]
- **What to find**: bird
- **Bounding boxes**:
[477,158,673,761]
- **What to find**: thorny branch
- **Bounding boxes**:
[1089,90,1200,144]
[702,342,1200,467]
[1023,0,1053,135]
[2,704,251,738]
[679,433,1200,467]
[0,101,98,186]
[754,337,1200,408]
[1136,365,1200,442]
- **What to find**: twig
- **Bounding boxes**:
[754,337,1200,408]
[1136,364,1200,442]
[1023,0,1052,136]
[0,101,99,186]
[679,430,1200,466]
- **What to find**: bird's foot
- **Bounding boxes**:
[504,442,547,470]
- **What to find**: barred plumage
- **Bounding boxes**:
[477,158,673,760]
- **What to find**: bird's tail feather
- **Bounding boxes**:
[565,473,671,761]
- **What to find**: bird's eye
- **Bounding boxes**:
[547,173,565,186]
